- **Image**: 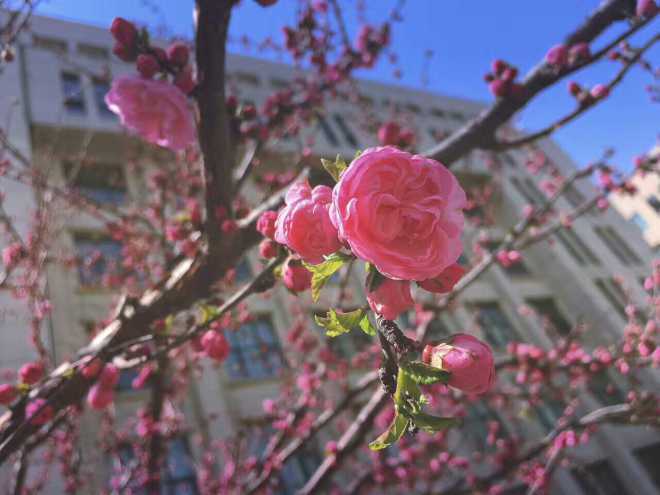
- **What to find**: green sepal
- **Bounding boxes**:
[400,360,451,385]
[320,154,348,182]
[369,411,409,451]
[358,313,376,336]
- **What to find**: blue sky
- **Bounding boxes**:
[36,0,659,172]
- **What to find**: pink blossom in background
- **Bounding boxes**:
[275,181,341,264]
[105,76,195,151]
[331,147,466,281]
[366,278,414,320]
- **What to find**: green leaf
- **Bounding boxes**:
[320,154,348,182]
[199,305,221,325]
[304,252,350,302]
[358,313,376,336]
[369,412,409,451]
[315,308,365,338]
[400,361,451,385]
[410,412,460,433]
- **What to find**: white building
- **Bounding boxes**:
[0,14,658,495]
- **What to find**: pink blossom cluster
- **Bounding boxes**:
[484,59,525,99]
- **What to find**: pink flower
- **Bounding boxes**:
[262,398,277,415]
[275,181,341,264]
[87,383,114,410]
[257,210,278,239]
[569,43,590,64]
[546,44,568,68]
[201,330,230,362]
[0,384,18,405]
[105,76,195,151]
[19,361,44,385]
[366,278,414,320]
[331,147,466,281]
[637,0,658,17]
[422,334,495,395]
[496,250,522,268]
[26,398,54,425]
[419,264,465,294]
[282,258,312,292]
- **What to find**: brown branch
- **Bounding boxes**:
[493,33,660,150]
[194,0,237,252]
[424,1,656,164]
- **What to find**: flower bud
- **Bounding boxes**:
[366,278,414,320]
[545,44,568,68]
[259,238,279,259]
[636,0,658,17]
[136,54,160,78]
[0,384,18,405]
[110,17,138,47]
[257,210,278,239]
[26,398,54,425]
[98,364,120,389]
[377,121,401,146]
[87,383,114,410]
[422,334,495,395]
[19,361,44,385]
[590,84,610,100]
[282,258,312,292]
[201,330,230,362]
[166,42,189,67]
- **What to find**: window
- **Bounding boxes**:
[525,297,571,336]
[77,43,109,59]
[572,460,629,495]
[448,111,465,122]
[73,232,123,287]
[648,195,660,213]
[270,78,288,89]
[535,399,565,432]
[510,177,546,206]
[92,78,115,118]
[564,184,586,208]
[234,258,252,284]
[589,372,624,406]
[116,437,199,494]
[473,302,518,349]
[594,278,627,318]
[225,316,286,380]
[64,162,126,205]
[594,226,642,265]
[464,402,509,444]
[61,72,86,114]
[332,114,359,147]
[316,115,339,147]
[405,103,421,114]
[33,35,67,54]
[631,213,648,232]
[247,427,321,494]
[554,229,601,266]
[117,368,139,391]
[234,72,260,86]
[634,443,660,489]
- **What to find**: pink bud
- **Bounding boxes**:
[366,278,414,320]
[259,239,279,259]
[422,334,495,395]
[489,79,510,98]
[26,398,54,425]
[256,210,278,239]
[80,357,103,379]
[282,259,312,293]
[110,17,137,47]
[19,361,44,385]
[377,121,401,146]
[136,54,160,78]
[98,364,120,389]
[87,383,114,410]
[166,42,190,67]
[174,67,196,94]
[0,384,18,405]
[569,43,590,63]
[590,84,610,100]
[546,44,568,68]
[636,0,658,17]
[201,330,230,362]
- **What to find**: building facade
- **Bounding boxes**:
[0,14,658,495]
[611,147,660,250]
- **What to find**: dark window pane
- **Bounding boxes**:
[92,78,115,118]
[648,195,660,213]
[332,114,359,147]
[634,443,660,489]
[589,372,625,406]
[525,297,571,336]
[64,162,126,206]
[73,232,123,287]
[474,302,517,349]
[62,72,86,114]
[225,316,286,380]
[594,278,627,318]
[317,115,339,146]
[572,460,629,495]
